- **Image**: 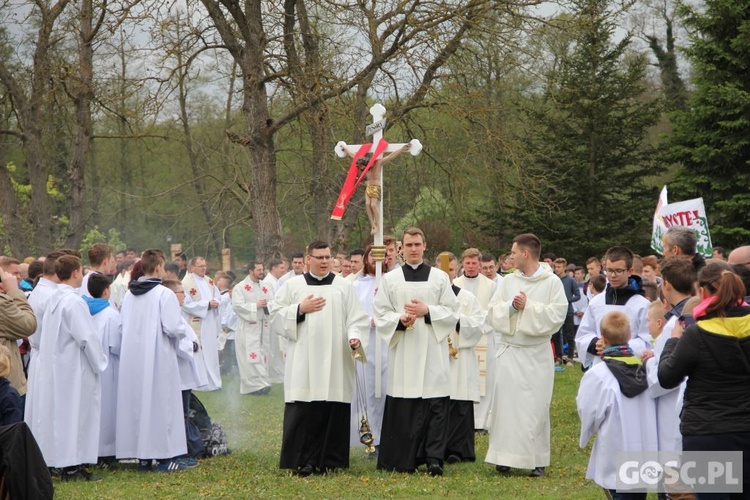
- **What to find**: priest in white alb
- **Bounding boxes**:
[31,255,108,481]
[232,261,274,395]
[270,240,369,477]
[181,257,222,391]
[485,233,567,478]
[373,227,460,477]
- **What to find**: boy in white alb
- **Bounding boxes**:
[577,311,657,498]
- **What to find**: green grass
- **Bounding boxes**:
[55,367,610,499]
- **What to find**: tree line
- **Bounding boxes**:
[0,0,747,264]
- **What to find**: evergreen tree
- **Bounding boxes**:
[668,0,750,248]
[504,0,662,260]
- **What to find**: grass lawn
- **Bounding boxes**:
[55,366,614,499]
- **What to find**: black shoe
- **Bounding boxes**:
[137,459,153,472]
[427,461,443,477]
[61,466,99,482]
[529,467,545,477]
[297,464,314,477]
[496,465,510,474]
[445,454,460,464]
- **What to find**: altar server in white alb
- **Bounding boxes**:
[232,261,274,396]
[373,227,461,477]
[271,240,369,477]
[182,257,222,391]
[31,255,108,481]
[436,252,485,464]
[349,245,389,451]
[24,250,63,431]
[83,273,122,464]
[575,246,652,369]
[117,249,191,473]
[577,311,657,496]
[485,233,567,477]
[453,247,496,432]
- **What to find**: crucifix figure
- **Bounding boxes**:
[333,103,422,241]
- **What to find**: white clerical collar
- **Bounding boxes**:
[406,261,423,270]
[309,271,330,280]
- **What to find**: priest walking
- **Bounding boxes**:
[485,233,567,477]
[373,227,461,476]
[182,257,222,391]
[270,240,369,476]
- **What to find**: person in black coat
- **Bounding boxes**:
[658,262,750,497]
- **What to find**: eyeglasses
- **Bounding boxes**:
[605,268,628,276]
[309,255,332,261]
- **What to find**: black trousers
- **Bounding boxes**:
[279,401,350,471]
[444,399,475,462]
[377,396,449,472]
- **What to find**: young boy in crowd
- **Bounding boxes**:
[84,273,122,467]
[576,246,652,369]
[577,311,657,499]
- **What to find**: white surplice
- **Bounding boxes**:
[454,273,496,428]
[91,305,122,457]
[231,276,273,394]
[645,316,685,452]
[484,263,567,469]
[24,277,58,428]
[181,273,222,391]
[30,284,108,467]
[270,273,369,403]
[262,274,285,384]
[373,265,460,398]
[450,287,485,402]
[575,292,652,369]
[116,284,187,460]
[177,314,207,391]
[577,362,658,489]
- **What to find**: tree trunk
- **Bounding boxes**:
[65,0,95,248]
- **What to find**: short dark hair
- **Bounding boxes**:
[87,243,113,267]
[55,255,82,281]
[732,264,750,297]
[141,249,166,275]
[605,246,635,269]
[27,260,44,281]
[307,240,330,254]
[542,252,556,261]
[589,274,607,293]
[659,257,697,295]
[513,234,542,260]
[402,227,426,244]
[164,262,180,275]
[349,249,364,258]
[43,251,65,276]
[291,252,305,260]
[268,258,283,270]
[481,253,496,263]
[87,273,112,298]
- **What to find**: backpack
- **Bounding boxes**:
[188,393,230,458]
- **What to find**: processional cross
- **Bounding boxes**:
[331,104,422,448]
[331,103,422,284]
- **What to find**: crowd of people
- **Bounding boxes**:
[0,225,748,498]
